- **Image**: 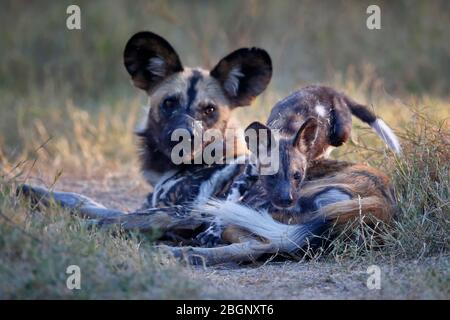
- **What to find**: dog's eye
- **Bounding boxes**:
[293,172,302,180]
[162,97,178,109]
[203,105,216,116]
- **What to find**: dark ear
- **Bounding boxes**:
[293,117,319,155]
[244,121,274,157]
[210,48,272,107]
[123,31,184,92]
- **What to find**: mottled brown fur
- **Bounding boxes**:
[269,160,397,226]
[266,85,388,160]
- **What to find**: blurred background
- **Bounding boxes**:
[0,0,449,173]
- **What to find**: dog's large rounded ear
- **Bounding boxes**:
[123,31,184,92]
[293,117,319,155]
[210,48,272,107]
[245,121,274,157]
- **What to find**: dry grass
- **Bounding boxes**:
[0,176,218,299]
[297,103,450,264]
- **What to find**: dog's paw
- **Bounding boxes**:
[196,224,223,247]
[155,245,207,265]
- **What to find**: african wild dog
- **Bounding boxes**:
[19,31,273,246]
[123,31,273,244]
[19,145,397,266]
[124,31,272,180]
[17,105,398,265]
[123,31,271,211]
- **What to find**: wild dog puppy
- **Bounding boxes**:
[200,85,401,244]
[166,118,398,264]
[231,85,401,198]
[235,117,397,225]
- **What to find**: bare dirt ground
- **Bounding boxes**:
[29,170,449,300]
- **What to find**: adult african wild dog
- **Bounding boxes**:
[123,31,271,211]
[19,31,273,245]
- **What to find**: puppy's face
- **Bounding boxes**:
[245,118,319,209]
[124,32,272,161]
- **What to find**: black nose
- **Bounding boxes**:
[273,194,294,208]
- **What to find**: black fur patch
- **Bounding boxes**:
[123,31,184,91]
[329,97,352,146]
[210,47,272,106]
[186,70,203,111]
[348,103,377,124]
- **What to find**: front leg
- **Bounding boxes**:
[195,218,225,247]
[17,184,124,219]
[98,206,205,233]
[196,162,259,246]
[196,162,258,247]
[226,161,259,202]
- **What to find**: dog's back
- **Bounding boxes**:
[267,85,401,159]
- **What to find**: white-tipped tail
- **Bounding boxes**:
[197,199,311,253]
[371,119,402,154]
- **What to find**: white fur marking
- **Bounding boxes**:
[158,177,184,199]
[197,199,310,253]
[371,119,402,154]
[147,57,166,77]
[323,146,335,158]
[315,104,327,117]
[226,186,242,202]
[151,170,178,206]
[224,66,244,96]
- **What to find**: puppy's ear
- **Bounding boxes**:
[293,117,319,155]
[123,31,183,92]
[245,121,274,157]
[210,48,272,107]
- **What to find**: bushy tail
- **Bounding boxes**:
[197,196,394,252]
[198,199,319,253]
[345,98,402,154]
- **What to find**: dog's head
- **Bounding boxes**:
[124,31,272,162]
[245,117,319,209]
